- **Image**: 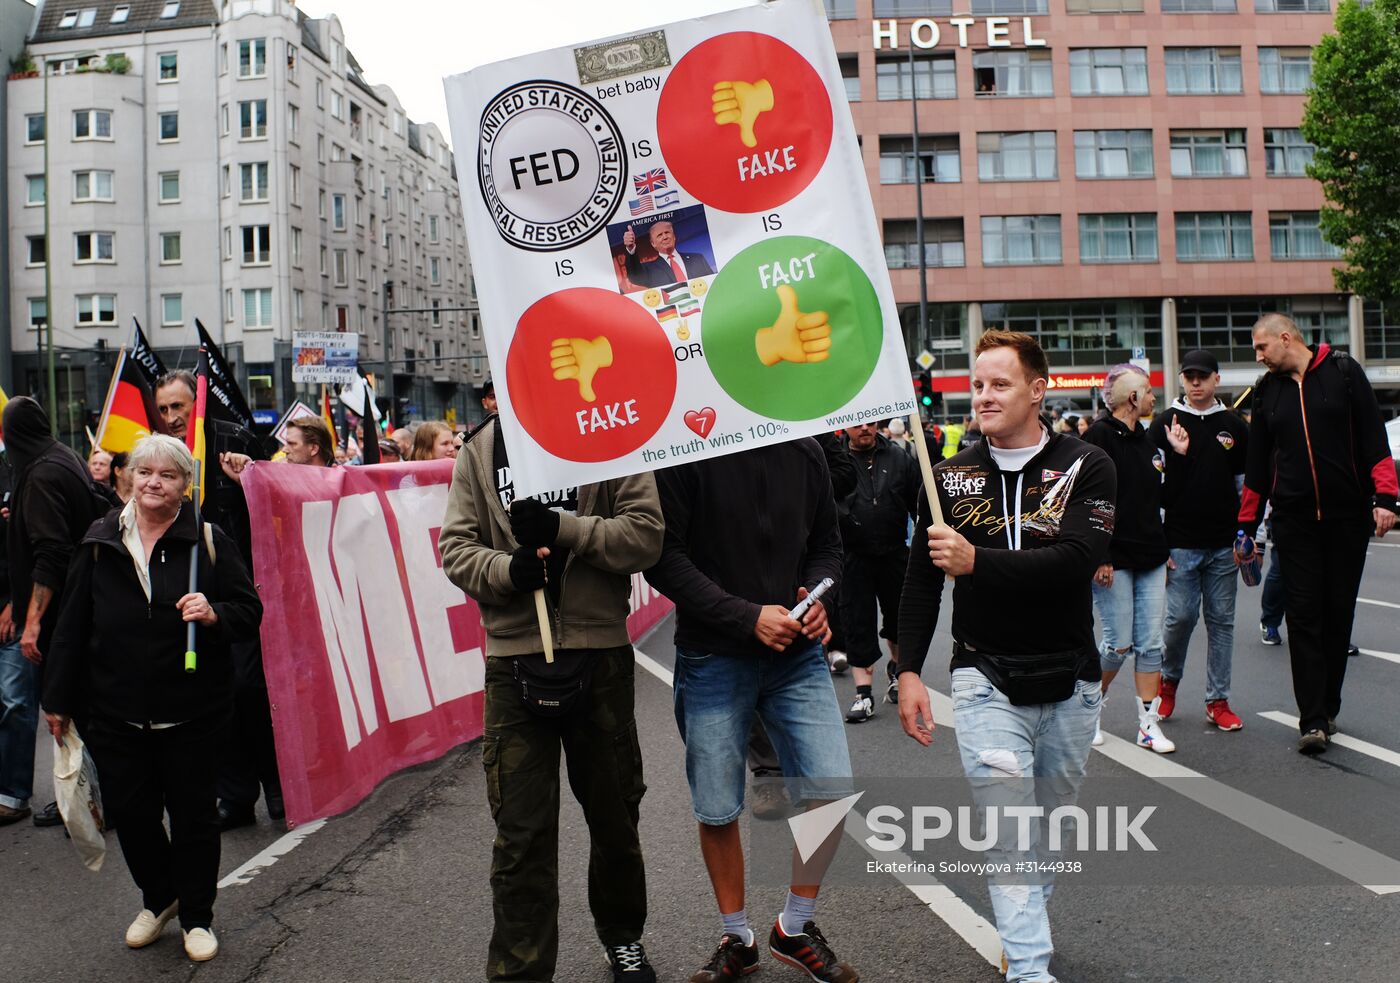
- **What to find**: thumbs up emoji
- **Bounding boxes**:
[755,285,831,367]
[712,79,774,149]
[551,336,614,402]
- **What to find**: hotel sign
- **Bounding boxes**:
[871,18,1048,50]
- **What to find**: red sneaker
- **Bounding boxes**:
[1206,699,1243,731]
[1157,678,1178,720]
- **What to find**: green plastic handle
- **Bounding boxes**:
[184,651,197,673]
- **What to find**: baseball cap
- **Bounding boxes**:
[1180,350,1219,375]
[480,378,495,397]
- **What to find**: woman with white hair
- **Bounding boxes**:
[1082,365,1189,753]
[41,434,262,963]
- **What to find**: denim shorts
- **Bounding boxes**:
[673,639,853,825]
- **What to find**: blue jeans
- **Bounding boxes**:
[1260,546,1286,630]
[951,667,1101,983]
[1162,548,1237,701]
[1093,564,1167,674]
[673,640,853,825]
[0,641,41,810]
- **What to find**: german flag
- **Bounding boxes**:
[94,347,162,453]
[321,385,338,448]
[187,347,211,506]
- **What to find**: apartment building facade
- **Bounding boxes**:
[825,0,1400,416]
[6,0,484,443]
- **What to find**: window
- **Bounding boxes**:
[110,4,129,22]
[316,80,324,108]
[73,169,113,201]
[825,0,857,16]
[294,289,305,327]
[331,143,345,162]
[287,44,298,78]
[220,103,229,134]
[430,257,441,284]
[316,134,325,162]
[1265,128,1316,177]
[335,306,349,331]
[158,52,178,81]
[158,112,179,141]
[984,300,1161,364]
[1363,302,1400,361]
[876,54,956,100]
[221,164,230,197]
[1170,130,1248,177]
[1165,48,1242,95]
[1257,0,1327,9]
[240,162,269,201]
[982,216,1062,265]
[973,51,1054,97]
[1069,48,1148,95]
[333,248,349,285]
[243,289,273,328]
[1179,296,1346,362]
[431,301,441,327]
[355,250,365,281]
[160,1,180,17]
[331,91,343,120]
[318,190,326,218]
[319,245,327,275]
[160,232,181,264]
[839,56,860,102]
[1079,214,1158,263]
[58,9,78,28]
[223,226,232,260]
[879,135,960,183]
[238,38,266,78]
[1259,48,1313,94]
[29,298,47,330]
[26,235,46,266]
[288,104,300,141]
[225,289,234,322]
[76,294,117,325]
[291,227,302,266]
[429,215,440,242]
[239,99,267,139]
[332,194,347,230]
[289,164,301,204]
[78,7,96,26]
[883,218,965,268]
[1067,0,1144,12]
[26,114,45,144]
[977,131,1056,181]
[26,175,45,206]
[158,171,180,201]
[242,225,271,264]
[73,109,112,140]
[74,232,114,263]
[1163,0,1234,9]
[1270,212,1341,260]
[1175,212,1254,261]
[162,294,182,326]
[970,0,1046,11]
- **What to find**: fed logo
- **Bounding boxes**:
[477,80,627,252]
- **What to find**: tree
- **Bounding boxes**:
[1302,0,1400,305]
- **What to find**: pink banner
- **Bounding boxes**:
[242,460,672,828]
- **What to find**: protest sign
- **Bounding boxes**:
[293,331,360,384]
[242,460,673,827]
[445,0,915,496]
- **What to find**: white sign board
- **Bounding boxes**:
[445,0,915,496]
[292,332,359,384]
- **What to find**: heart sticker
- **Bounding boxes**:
[683,407,716,438]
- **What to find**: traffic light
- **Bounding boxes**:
[914,371,935,409]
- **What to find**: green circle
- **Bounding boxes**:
[703,237,883,420]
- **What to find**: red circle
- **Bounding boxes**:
[656,32,833,213]
[506,289,677,463]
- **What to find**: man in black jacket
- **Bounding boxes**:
[898,331,1116,983]
[1239,314,1397,753]
[838,422,919,721]
[1,397,113,827]
[646,442,856,983]
[0,455,41,826]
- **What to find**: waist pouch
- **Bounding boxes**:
[512,652,598,717]
[959,643,1084,707]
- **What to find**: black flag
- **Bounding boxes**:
[358,370,380,466]
[194,320,256,431]
[130,318,168,390]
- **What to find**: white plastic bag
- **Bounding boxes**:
[53,726,106,872]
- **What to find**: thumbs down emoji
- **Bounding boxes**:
[755,285,831,367]
[551,336,614,403]
[712,79,774,149]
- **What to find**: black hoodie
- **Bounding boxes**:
[1148,399,1249,549]
[1081,415,1169,570]
[2,398,114,649]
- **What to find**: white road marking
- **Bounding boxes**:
[632,647,1003,971]
[1369,542,1400,549]
[1258,711,1400,770]
[218,819,328,888]
[1359,648,1400,665]
[1358,597,1400,611]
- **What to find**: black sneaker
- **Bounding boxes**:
[690,933,759,982]
[1347,644,1360,658]
[32,801,63,827]
[605,941,657,982]
[1326,718,1338,736]
[768,920,858,982]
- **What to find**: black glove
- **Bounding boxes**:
[508,546,548,592]
[510,498,560,548]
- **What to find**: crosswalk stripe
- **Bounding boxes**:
[1359,648,1400,665]
[1358,597,1400,610]
[1257,711,1400,770]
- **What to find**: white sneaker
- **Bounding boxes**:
[828,649,848,674]
[1137,698,1176,754]
[125,901,178,948]
[183,927,219,962]
[1092,724,1105,747]
[846,694,874,722]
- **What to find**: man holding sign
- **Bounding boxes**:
[897,332,1117,983]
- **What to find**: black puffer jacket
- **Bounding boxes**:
[42,504,262,724]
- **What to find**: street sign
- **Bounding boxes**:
[915,350,935,369]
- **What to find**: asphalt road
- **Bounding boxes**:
[2,541,1397,982]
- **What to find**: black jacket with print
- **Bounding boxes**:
[898,429,1116,680]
